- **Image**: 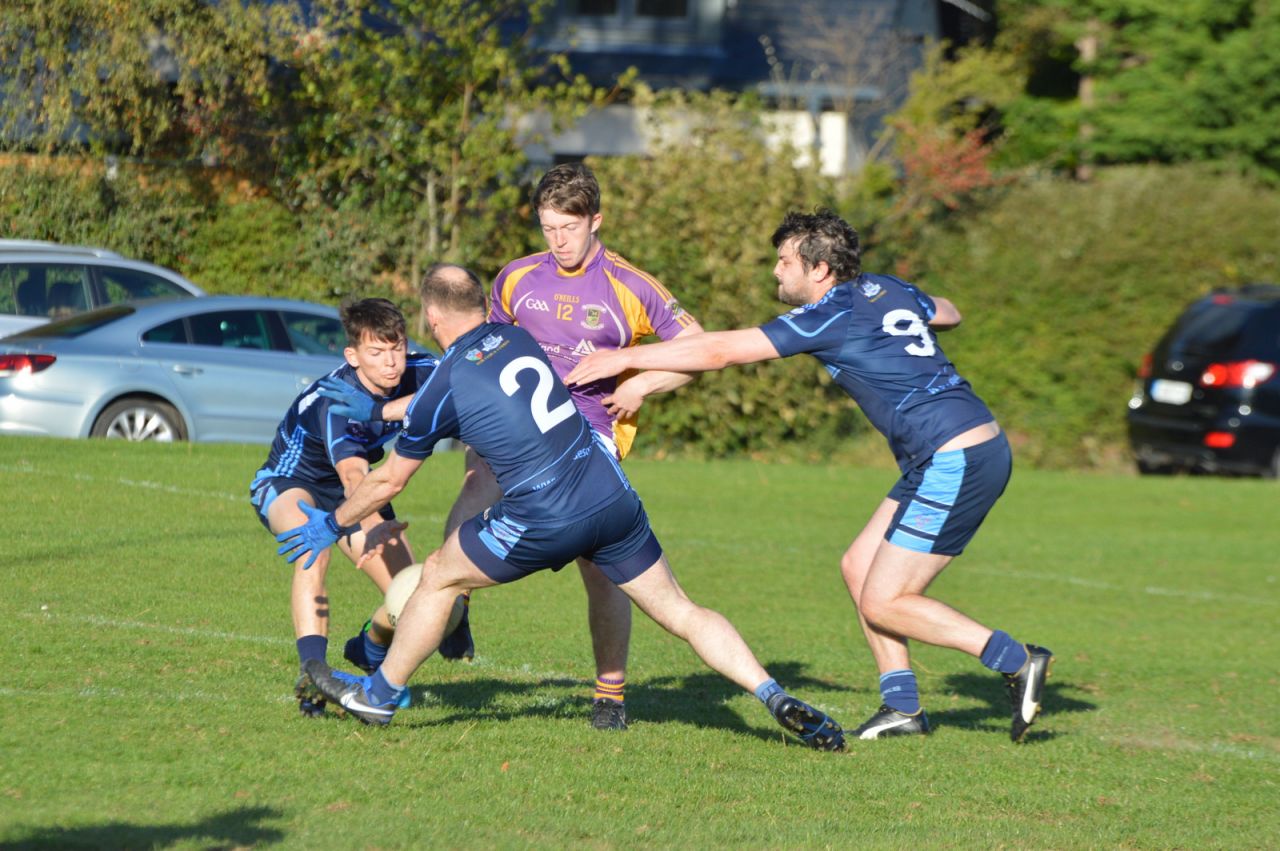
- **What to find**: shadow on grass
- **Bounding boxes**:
[0,805,284,850]
[390,660,859,746]
[929,671,1097,742]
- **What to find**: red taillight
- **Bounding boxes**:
[1137,353,1153,379]
[1199,360,1276,389]
[1204,431,1236,449]
[0,354,56,375]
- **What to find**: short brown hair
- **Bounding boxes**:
[531,162,600,217]
[419,263,485,315]
[339,297,406,347]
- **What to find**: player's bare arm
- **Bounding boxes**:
[602,321,706,417]
[567,327,781,386]
[380,394,413,422]
[929,296,962,330]
[333,450,424,531]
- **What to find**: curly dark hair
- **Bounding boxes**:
[770,210,861,282]
[339,297,406,347]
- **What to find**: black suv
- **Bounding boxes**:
[1127,283,1280,477]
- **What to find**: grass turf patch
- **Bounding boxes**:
[0,438,1276,848]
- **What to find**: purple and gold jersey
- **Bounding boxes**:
[490,244,696,457]
[760,273,995,472]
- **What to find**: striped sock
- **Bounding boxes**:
[593,676,625,704]
[880,669,921,715]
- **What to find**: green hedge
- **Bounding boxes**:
[7,157,1279,469]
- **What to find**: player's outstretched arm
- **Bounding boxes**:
[929,296,962,330]
[566,327,780,386]
[275,451,424,569]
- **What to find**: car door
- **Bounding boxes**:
[275,309,349,389]
[141,308,304,443]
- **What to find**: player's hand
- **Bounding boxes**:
[603,376,646,418]
[316,376,384,422]
[276,502,347,569]
[565,349,629,386]
[357,519,410,568]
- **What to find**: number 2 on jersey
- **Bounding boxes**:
[881,308,936,356]
[499,356,576,433]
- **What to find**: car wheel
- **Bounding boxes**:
[1135,458,1175,476]
[1264,447,1280,480]
[90,397,187,442]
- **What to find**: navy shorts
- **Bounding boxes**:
[458,489,663,585]
[885,432,1011,556]
[249,471,395,533]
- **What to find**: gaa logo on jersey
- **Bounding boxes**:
[859,280,885,301]
[581,305,607,330]
[522,295,551,312]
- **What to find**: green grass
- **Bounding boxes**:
[1,437,1276,848]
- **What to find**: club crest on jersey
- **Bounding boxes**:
[859,280,885,301]
[666,298,685,318]
[465,333,509,364]
[581,305,607,330]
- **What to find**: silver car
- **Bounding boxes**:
[0,240,205,338]
[0,295,363,443]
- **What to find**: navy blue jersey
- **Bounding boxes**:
[254,353,439,492]
[760,273,994,471]
[395,323,631,526]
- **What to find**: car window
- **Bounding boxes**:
[4,305,135,338]
[142,318,188,344]
[1163,302,1253,359]
[188,310,274,350]
[0,263,91,319]
[99,267,191,303]
[280,311,345,356]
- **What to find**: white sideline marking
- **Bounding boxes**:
[0,462,242,503]
[964,567,1277,607]
[21,610,582,683]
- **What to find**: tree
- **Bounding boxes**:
[269,0,610,286]
[0,0,277,163]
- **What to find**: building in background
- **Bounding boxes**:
[528,0,991,174]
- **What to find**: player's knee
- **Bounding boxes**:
[840,548,868,597]
[858,590,896,629]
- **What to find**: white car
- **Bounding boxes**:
[0,240,205,338]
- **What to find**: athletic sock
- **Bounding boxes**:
[879,669,921,715]
[753,678,785,708]
[296,635,327,665]
[593,676,625,704]
[362,632,388,669]
[980,630,1029,674]
[367,669,406,707]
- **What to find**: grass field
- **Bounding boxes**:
[1,437,1276,849]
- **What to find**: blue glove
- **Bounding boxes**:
[276,501,351,569]
[316,376,385,422]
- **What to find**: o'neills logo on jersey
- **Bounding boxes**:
[581,305,607,330]
[859,280,884,301]
[573,339,596,357]
[465,333,509,364]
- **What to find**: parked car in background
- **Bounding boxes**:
[0,296,367,444]
[0,240,205,337]
[1127,283,1280,477]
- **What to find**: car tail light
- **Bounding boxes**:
[0,354,56,376]
[1136,352,1153,379]
[1199,360,1276,389]
[1204,431,1236,449]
